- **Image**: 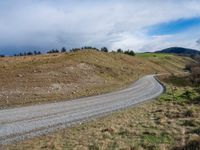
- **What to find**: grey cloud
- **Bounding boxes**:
[0,0,200,54]
[197,39,200,45]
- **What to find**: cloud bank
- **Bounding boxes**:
[0,0,200,54]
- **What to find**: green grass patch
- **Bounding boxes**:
[160,91,198,104]
[136,53,173,58]
[159,76,199,104]
[141,133,172,144]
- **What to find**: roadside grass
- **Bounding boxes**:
[161,75,192,87]
[141,132,172,145]
[191,127,200,135]
[3,75,200,150]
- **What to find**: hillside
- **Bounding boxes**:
[156,47,200,56]
[0,50,193,109]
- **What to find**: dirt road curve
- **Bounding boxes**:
[0,75,164,144]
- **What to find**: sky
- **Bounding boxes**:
[1,0,200,55]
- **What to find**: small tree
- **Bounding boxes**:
[27,51,33,56]
[70,48,80,52]
[55,49,59,53]
[101,47,108,52]
[117,49,123,53]
[124,50,135,56]
[61,47,66,53]
[33,51,41,55]
[129,50,135,56]
[47,49,60,54]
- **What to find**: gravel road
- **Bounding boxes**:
[0,75,164,144]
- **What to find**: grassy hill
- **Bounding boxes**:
[1,51,199,150]
[155,47,200,56]
[0,50,193,109]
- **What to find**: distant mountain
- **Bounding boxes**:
[156,47,200,56]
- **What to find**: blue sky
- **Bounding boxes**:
[148,17,200,36]
[0,0,200,55]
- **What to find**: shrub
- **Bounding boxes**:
[101,47,108,52]
[47,49,60,53]
[61,47,67,52]
[81,46,99,51]
[124,50,135,56]
[117,49,123,53]
[182,119,197,127]
[184,109,194,117]
[172,137,200,150]
[14,51,41,57]
[180,90,193,100]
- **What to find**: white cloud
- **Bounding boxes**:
[0,0,200,54]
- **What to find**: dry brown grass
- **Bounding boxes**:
[0,50,192,109]
[1,53,198,149]
[4,77,200,150]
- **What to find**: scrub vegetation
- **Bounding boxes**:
[1,50,198,149]
[3,75,200,150]
[0,50,192,109]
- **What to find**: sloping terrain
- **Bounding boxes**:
[0,50,193,109]
[0,75,163,144]
[155,47,200,56]
[4,75,200,150]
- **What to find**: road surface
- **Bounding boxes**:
[0,75,164,144]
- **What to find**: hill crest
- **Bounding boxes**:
[156,47,200,56]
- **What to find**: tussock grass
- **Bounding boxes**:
[0,50,192,109]
[3,75,200,150]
